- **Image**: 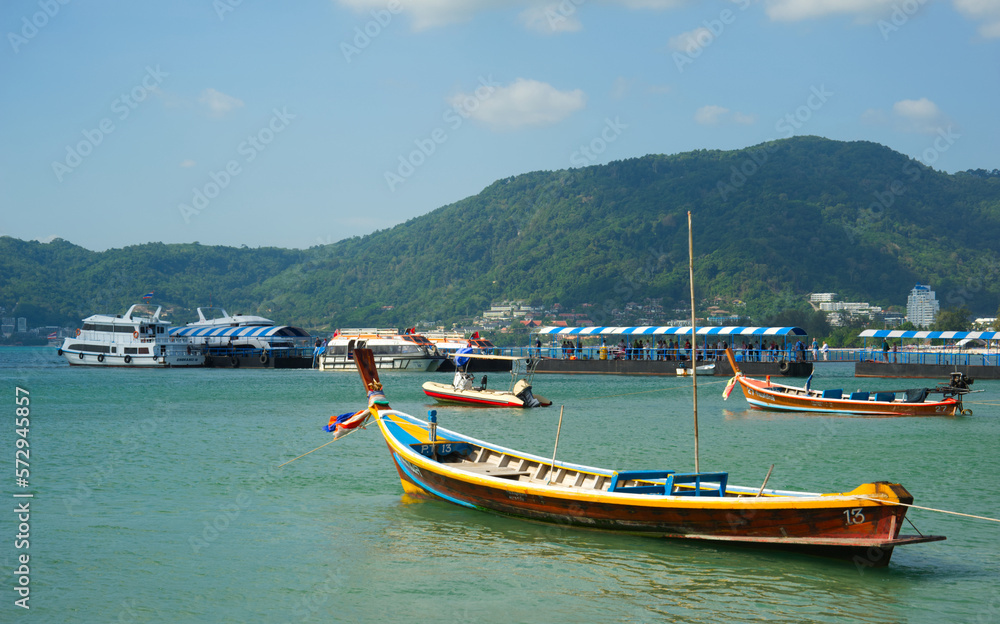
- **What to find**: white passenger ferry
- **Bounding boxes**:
[59,305,204,367]
[317,328,444,371]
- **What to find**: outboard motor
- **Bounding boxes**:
[949,372,973,391]
[513,379,541,408]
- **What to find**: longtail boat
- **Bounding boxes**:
[337,347,944,566]
[723,347,974,416]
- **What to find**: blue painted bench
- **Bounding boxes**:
[822,389,842,399]
[850,391,870,401]
[609,470,729,496]
[875,392,896,403]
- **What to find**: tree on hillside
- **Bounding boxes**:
[763,308,831,339]
[931,306,971,331]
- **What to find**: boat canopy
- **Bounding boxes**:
[859,330,1000,340]
[536,326,807,337]
[168,325,310,338]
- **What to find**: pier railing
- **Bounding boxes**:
[500,346,1000,366]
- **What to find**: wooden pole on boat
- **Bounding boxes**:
[756,464,775,497]
[547,405,565,485]
[688,210,700,473]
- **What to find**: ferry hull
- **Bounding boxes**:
[319,355,442,372]
[61,350,203,367]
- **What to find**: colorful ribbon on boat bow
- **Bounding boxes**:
[722,376,738,400]
[324,409,371,439]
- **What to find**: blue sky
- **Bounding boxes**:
[2,0,998,251]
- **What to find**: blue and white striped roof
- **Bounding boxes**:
[168,325,310,338]
[537,326,807,337]
[859,330,1000,340]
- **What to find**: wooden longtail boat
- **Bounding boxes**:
[345,348,944,566]
[723,347,972,416]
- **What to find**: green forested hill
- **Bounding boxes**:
[3,136,999,330]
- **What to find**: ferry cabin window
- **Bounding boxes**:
[68,343,111,353]
[84,323,141,334]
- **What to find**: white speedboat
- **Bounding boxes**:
[318,328,444,371]
[422,354,550,408]
[59,305,203,367]
[676,363,716,376]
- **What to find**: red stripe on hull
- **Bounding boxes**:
[422,389,520,408]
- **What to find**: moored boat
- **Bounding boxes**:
[318,328,444,371]
[723,347,973,416]
[676,363,716,377]
[333,348,945,566]
[59,305,203,367]
[168,307,314,368]
[422,353,550,407]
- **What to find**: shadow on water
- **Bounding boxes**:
[343,494,963,624]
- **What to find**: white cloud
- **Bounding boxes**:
[668,26,712,52]
[450,78,585,130]
[520,4,583,33]
[198,88,244,117]
[953,0,1000,37]
[892,97,949,133]
[694,105,755,126]
[336,0,499,30]
[335,0,691,31]
[764,0,898,22]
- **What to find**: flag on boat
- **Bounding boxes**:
[142,291,154,300]
[722,376,738,400]
[454,346,473,367]
[324,409,369,439]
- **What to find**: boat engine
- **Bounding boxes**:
[513,379,541,408]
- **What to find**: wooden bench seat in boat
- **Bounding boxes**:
[609,470,729,496]
[457,462,531,479]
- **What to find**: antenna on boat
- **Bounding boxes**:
[688,210,699,473]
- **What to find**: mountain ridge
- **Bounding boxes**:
[3,136,999,329]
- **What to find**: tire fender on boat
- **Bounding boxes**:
[779,361,790,374]
[78,352,84,360]
[97,354,104,363]
[231,355,240,368]
[124,355,132,364]
[259,353,269,365]
[57,348,63,356]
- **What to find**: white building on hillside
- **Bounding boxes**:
[906,284,939,328]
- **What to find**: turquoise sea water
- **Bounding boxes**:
[1,345,999,623]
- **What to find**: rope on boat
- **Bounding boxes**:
[277,415,372,468]
[857,497,1000,524]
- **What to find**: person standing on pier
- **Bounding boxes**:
[811,338,819,361]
